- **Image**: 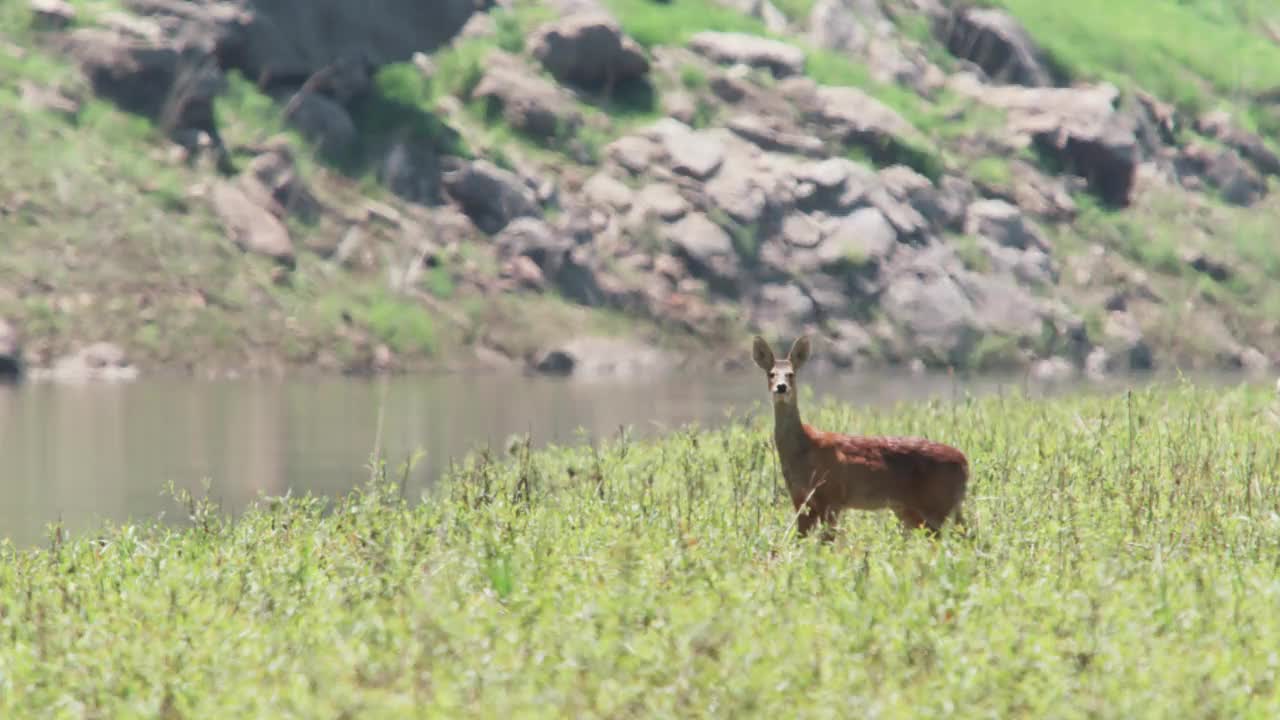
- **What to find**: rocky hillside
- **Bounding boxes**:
[2,0,1280,381]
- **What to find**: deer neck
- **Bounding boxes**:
[772,398,810,460]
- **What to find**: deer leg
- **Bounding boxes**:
[894,507,928,537]
[796,506,820,537]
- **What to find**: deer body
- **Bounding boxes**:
[754,335,969,538]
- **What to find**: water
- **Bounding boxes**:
[0,368,1226,546]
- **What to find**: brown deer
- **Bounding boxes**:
[752,335,969,540]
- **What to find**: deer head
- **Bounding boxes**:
[752,335,811,405]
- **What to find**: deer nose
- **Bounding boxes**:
[773,382,788,394]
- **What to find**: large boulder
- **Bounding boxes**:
[441,159,541,234]
[1175,142,1266,207]
[473,52,583,141]
[529,14,650,90]
[663,213,741,290]
[210,180,296,267]
[188,0,474,83]
[943,6,1053,87]
[58,26,224,134]
[950,75,1140,207]
[782,78,927,163]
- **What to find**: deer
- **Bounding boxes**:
[752,335,969,541]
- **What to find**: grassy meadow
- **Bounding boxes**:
[1,381,1279,717]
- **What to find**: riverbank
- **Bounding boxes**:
[2,380,1278,716]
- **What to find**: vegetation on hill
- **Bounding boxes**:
[2,0,1280,378]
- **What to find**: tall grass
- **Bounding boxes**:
[2,382,1279,716]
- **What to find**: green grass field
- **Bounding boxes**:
[2,381,1279,717]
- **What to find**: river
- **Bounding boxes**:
[0,368,1222,546]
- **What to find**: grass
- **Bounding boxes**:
[3,382,1280,715]
[990,0,1280,113]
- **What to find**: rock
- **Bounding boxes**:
[503,254,548,291]
[688,31,806,78]
[210,180,295,267]
[784,80,926,161]
[172,0,474,85]
[58,27,224,135]
[379,138,442,206]
[1102,311,1154,371]
[606,134,658,175]
[46,342,139,383]
[781,213,823,249]
[1239,347,1271,375]
[950,76,1140,207]
[817,206,898,268]
[963,199,1043,250]
[881,249,979,364]
[0,319,22,382]
[279,90,357,157]
[529,337,666,378]
[1008,161,1077,222]
[1176,143,1266,207]
[822,320,876,368]
[1084,346,1110,380]
[752,283,817,335]
[441,159,541,233]
[880,165,962,230]
[664,213,740,287]
[979,239,1055,286]
[529,14,650,90]
[493,217,572,277]
[1195,110,1280,177]
[661,90,699,125]
[943,7,1053,87]
[18,80,81,118]
[29,0,76,30]
[1031,357,1076,382]
[866,186,929,240]
[473,52,583,140]
[636,183,689,221]
[647,119,725,179]
[242,137,322,221]
[726,114,826,157]
[582,172,633,211]
[1179,248,1232,283]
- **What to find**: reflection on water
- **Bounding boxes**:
[0,369,1242,546]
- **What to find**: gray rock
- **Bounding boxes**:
[950,77,1140,207]
[818,207,897,268]
[964,199,1043,250]
[441,159,541,233]
[944,7,1054,87]
[649,120,725,179]
[530,14,650,90]
[473,53,583,140]
[280,90,356,157]
[688,31,806,78]
[664,213,739,285]
[636,183,689,221]
[210,180,295,268]
[582,172,633,211]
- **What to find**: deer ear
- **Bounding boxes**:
[752,336,775,370]
[788,335,811,370]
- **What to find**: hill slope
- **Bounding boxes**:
[2,0,1280,380]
